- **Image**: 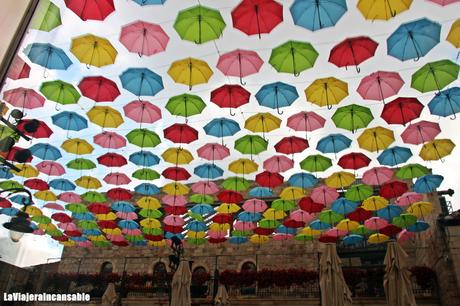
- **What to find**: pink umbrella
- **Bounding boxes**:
[191,181,220,194]
[395,192,424,207]
[324,228,347,237]
[401,121,441,145]
[242,198,267,212]
[162,195,187,206]
[43,203,64,211]
[59,192,82,203]
[357,71,404,103]
[77,241,93,247]
[58,222,77,231]
[110,234,129,241]
[93,131,126,149]
[7,55,30,80]
[364,217,388,230]
[216,49,263,85]
[287,111,326,139]
[273,233,293,241]
[122,228,142,236]
[290,209,314,223]
[208,231,227,239]
[263,155,294,173]
[428,0,459,5]
[103,172,131,185]
[36,161,65,176]
[116,211,138,220]
[397,229,414,243]
[362,167,394,186]
[33,229,45,235]
[310,185,339,205]
[197,143,230,161]
[120,21,169,56]
[3,87,45,109]
[234,220,256,231]
[163,215,185,226]
[123,100,162,123]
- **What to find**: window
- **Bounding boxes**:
[241,261,256,272]
[100,262,113,275]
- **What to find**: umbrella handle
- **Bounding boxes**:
[43,68,48,78]
[355,66,360,73]
[414,56,420,62]
[327,104,333,110]
[294,72,300,77]
[450,113,457,120]
[240,76,246,86]
[277,108,284,115]
[229,108,236,116]
[138,53,143,58]
[391,10,397,17]
[86,64,91,69]
[54,104,60,111]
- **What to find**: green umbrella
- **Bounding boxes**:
[345,184,373,201]
[187,211,204,221]
[31,215,51,224]
[189,194,214,204]
[300,154,332,173]
[166,94,206,120]
[295,234,314,242]
[174,5,226,44]
[65,203,87,214]
[351,225,373,235]
[66,158,96,170]
[234,135,268,158]
[332,104,374,133]
[126,129,161,148]
[259,219,280,229]
[222,176,251,191]
[139,208,163,218]
[93,241,111,247]
[188,238,206,245]
[81,191,107,203]
[142,227,163,235]
[132,168,160,181]
[232,230,253,237]
[126,235,144,242]
[395,163,429,179]
[271,199,296,211]
[318,209,344,224]
[392,213,417,228]
[30,0,61,32]
[39,80,81,105]
[269,40,319,76]
[411,59,460,93]
[78,220,98,230]
[0,180,23,190]
[0,125,19,141]
[48,229,63,236]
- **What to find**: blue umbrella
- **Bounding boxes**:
[377,146,412,166]
[237,212,262,222]
[134,183,160,195]
[29,143,62,160]
[331,198,358,215]
[83,229,102,236]
[248,187,273,198]
[120,68,164,97]
[310,220,332,230]
[276,225,296,234]
[376,204,403,221]
[190,204,214,215]
[52,111,88,132]
[407,221,430,233]
[72,212,95,220]
[428,87,460,119]
[111,201,136,212]
[413,174,444,193]
[204,118,240,144]
[387,18,441,61]
[49,178,76,191]
[229,236,248,244]
[194,163,224,179]
[132,240,147,246]
[24,43,72,70]
[70,236,88,242]
[185,220,207,231]
[288,172,318,189]
[10,195,32,205]
[0,207,19,216]
[129,151,160,166]
[342,234,364,246]
[165,232,185,240]
[133,0,166,5]
[255,82,299,114]
[0,166,13,179]
[290,0,347,31]
[316,133,352,155]
[118,220,139,229]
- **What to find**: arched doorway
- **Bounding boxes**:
[153,261,168,292]
[241,261,256,272]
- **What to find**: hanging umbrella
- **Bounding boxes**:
[75,176,102,190]
[362,167,394,185]
[290,0,347,31]
[194,163,224,180]
[342,234,364,246]
[288,172,317,189]
[87,106,124,128]
[396,192,423,207]
[411,59,459,93]
[49,178,76,191]
[3,87,45,109]
[419,139,455,161]
[357,0,412,20]
[229,158,259,176]
[428,87,460,119]
[287,111,326,139]
[305,77,348,109]
[234,135,268,159]
[104,173,131,185]
[317,134,352,155]
[368,233,390,244]
[255,82,299,114]
[61,138,94,155]
[16,119,53,138]
[345,184,373,201]
[263,155,293,173]
[97,153,127,167]
[401,120,440,144]
[380,181,408,199]
[197,143,230,161]
[231,0,283,38]
[162,182,189,195]
[126,128,161,147]
[217,49,263,84]
[211,84,250,116]
[78,76,120,102]
[30,143,62,160]
[191,181,219,194]
[357,71,404,103]
[162,167,191,181]
[387,18,441,61]
[381,97,423,125]
[132,0,166,5]
[255,171,284,188]
[162,148,194,165]
[174,5,226,44]
[64,0,115,21]
[6,56,30,80]
[168,57,213,90]
[447,18,460,50]
[358,126,395,152]
[204,118,240,144]
[24,178,49,191]
[70,34,117,68]
[59,192,82,203]
[243,198,267,213]
[39,80,80,107]
[52,111,87,134]
[332,104,373,133]
[93,132,126,149]
[166,94,206,122]
[30,0,62,31]
[279,187,305,200]
[335,217,360,231]
[338,152,371,170]
[325,171,356,189]
[120,21,169,56]
[269,40,318,76]
[164,123,198,144]
[12,164,39,178]
[300,154,332,173]
[364,217,388,231]
[274,136,308,159]
[129,151,160,166]
[348,208,373,223]
[81,191,107,203]
[329,36,378,72]
[407,201,433,219]
[428,0,460,5]
[120,67,164,97]
[311,185,339,205]
[395,163,429,179]
[377,205,403,221]
[132,168,160,181]
[377,146,412,166]
[66,158,96,170]
[413,174,444,193]
[0,167,12,179]
[24,43,72,71]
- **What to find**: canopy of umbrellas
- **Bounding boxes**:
[0,0,460,248]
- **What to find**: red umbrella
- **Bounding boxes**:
[298,196,324,213]
[93,131,126,149]
[381,97,424,125]
[338,152,371,170]
[78,76,120,102]
[64,0,115,21]
[231,0,283,38]
[107,188,132,201]
[380,181,408,199]
[211,84,250,116]
[163,123,198,144]
[97,153,127,167]
[7,56,30,80]
[255,171,284,188]
[17,119,53,138]
[164,205,188,215]
[213,214,233,224]
[254,227,274,235]
[380,224,402,236]
[112,241,129,247]
[98,220,117,229]
[218,190,243,203]
[318,235,338,243]
[209,237,227,244]
[24,178,49,191]
[1,146,33,163]
[0,198,12,208]
[164,225,183,234]
[88,203,111,214]
[144,235,164,241]
[65,230,82,237]
[329,36,378,72]
[347,207,372,222]
[162,166,191,181]
[53,236,68,242]
[216,49,263,85]
[283,218,305,228]
[51,213,72,223]
[274,136,308,159]
[3,87,45,109]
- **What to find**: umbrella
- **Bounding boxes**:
[29,143,61,160]
[428,0,460,5]
[24,43,72,71]
[39,80,80,107]
[256,82,299,115]
[279,187,305,200]
[191,181,219,194]
[447,18,460,50]
[126,129,161,147]
[167,94,206,122]
[135,183,160,196]
[97,153,127,167]
[87,106,124,128]
[413,174,444,193]
[357,0,412,20]
[61,138,94,155]
[345,184,373,201]
[120,67,164,97]
[317,134,352,155]
[331,199,358,215]
[407,201,433,218]
[168,57,213,90]
[229,158,259,175]
[16,119,53,138]
[162,167,191,181]
[231,0,283,38]
[104,173,131,185]
[306,77,348,109]
[377,204,403,221]
[132,168,160,181]
[368,233,390,244]
[204,118,240,144]
[197,143,230,161]
[242,199,268,213]
[380,181,408,199]
[325,171,356,189]
[174,5,226,44]
[123,100,162,124]
[129,151,160,166]
[358,126,394,152]
[381,97,423,125]
[357,71,404,103]
[49,178,76,191]
[333,104,373,133]
[133,0,166,5]
[36,161,65,176]
[0,167,12,179]
[6,56,30,80]
[274,136,308,159]
[25,178,48,191]
[311,185,339,205]
[387,18,441,61]
[329,36,378,72]
[70,34,117,68]
[216,49,263,84]
[164,123,198,144]
[364,217,388,230]
[362,167,394,186]
[411,59,459,93]
[3,87,45,110]
[234,135,268,159]
[211,84,250,116]
[287,111,326,139]
[407,221,430,233]
[377,146,412,166]
[78,76,120,102]
[288,172,317,189]
[269,40,319,76]
[120,21,169,56]
[162,148,194,165]
[12,164,39,178]
[342,234,364,246]
[194,164,223,179]
[290,0,347,31]
[30,0,62,31]
[255,171,284,188]
[190,203,214,215]
[396,163,429,179]
[428,87,460,119]
[81,191,107,202]
[65,0,115,21]
[75,176,102,189]
[93,132,126,150]
[338,153,371,171]
[419,139,455,161]
[396,192,423,207]
[300,154,332,174]
[263,155,293,173]
[401,120,440,145]
[52,111,87,135]
[59,192,82,203]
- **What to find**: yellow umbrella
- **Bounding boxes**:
[187,231,206,239]
[407,201,433,218]
[301,227,322,236]
[263,208,286,220]
[70,34,117,67]
[39,223,57,231]
[245,112,281,138]
[447,18,460,48]
[61,138,94,155]
[305,77,348,109]
[336,219,360,232]
[89,235,107,242]
[75,176,102,189]
[87,106,124,128]
[357,0,413,21]
[140,218,161,228]
[325,171,356,189]
[250,234,269,245]
[216,203,241,214]
[368,233,390,244]
[12,164,39,178]
[419,139,455,161]
[61,240,76,247]
[358,126,395,152]
[162,182,189,195]
[279,187,305,200]
[96,212,117,221]
[162,147,194,165]
[362,196,389,211]
[25,206,43,217]
[167,57,213,90]
[148,240,166,247]
[209,223,231,231]
[228,158,258,175]
[103,228,122,235]
[137,197,161,209]
[34,190,57,201]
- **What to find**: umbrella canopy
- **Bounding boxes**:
[300,154,332,173]
[381,97,424,125]
[357,71,404,103]
[290,0,347,31]
[317,134,352,155]
[357,0,412,20]
[65,0,115,21]
[332,104,373,133]
[24,43,72,70]
[401,120,440,144]
[287,111,326,139]
[123,100,162,124]
[256,82,299,114]
[70,34,117,68]
[269,40,319,76]
[329,36,378,72]
[40,80,80,106]
[377,146,412,166]
[3,87,45,110]
[419,139,455,161]
[78,76,120,102]
[358,126,395,152]
[411,59,459,93]
[31,0,62,32]
[120,67,164,97]
[217,49,263,84]
[120,21,169,56]
[166,94,206,121]
[428,87,460,119]
[447,18,460,48]
[211,84,250,116]
[306,77,348,109]
[168,57,213,90]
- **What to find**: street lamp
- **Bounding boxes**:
[1,188,34,242]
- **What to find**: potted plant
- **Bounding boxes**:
[191,270,210,298]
